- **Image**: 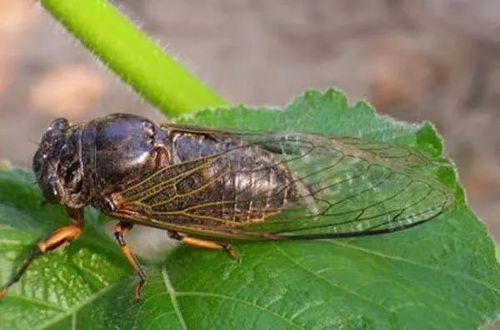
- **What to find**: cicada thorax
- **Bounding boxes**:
[79,114,170,212]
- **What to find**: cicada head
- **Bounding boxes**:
[33,118,87,208]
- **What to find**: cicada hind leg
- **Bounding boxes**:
[167,231,239,260]
[0,207,84,300]
[114,221,147,301]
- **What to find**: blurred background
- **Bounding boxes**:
[0,0,498,247]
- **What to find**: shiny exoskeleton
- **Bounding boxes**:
[1,113,454,301]
[33,114,166,208]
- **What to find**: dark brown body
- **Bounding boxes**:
[62,114,298,238]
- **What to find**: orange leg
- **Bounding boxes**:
[167,231,239,260]
[0,207,84,300]
[114,222,147,301]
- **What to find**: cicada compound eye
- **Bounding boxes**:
[40,176,62,204]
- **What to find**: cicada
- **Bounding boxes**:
[0,113,454,300]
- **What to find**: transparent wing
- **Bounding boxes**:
[235,132,454,238]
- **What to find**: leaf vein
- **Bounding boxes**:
[272,243,391,314]
[330,240,499,293]
[4,295,65,312]
[161,265,188,330]
[176,291,305,329]
[36,281,120,329]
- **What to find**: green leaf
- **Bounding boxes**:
[1,90,499,329]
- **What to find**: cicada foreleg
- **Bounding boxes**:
[0,207,84,300]
[113,221,147,301]
[167,231,239,260]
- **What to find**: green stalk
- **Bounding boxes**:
[42,0,229,117]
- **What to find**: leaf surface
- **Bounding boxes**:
[0,90,498,329]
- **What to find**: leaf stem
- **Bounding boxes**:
[41,0,229,117]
